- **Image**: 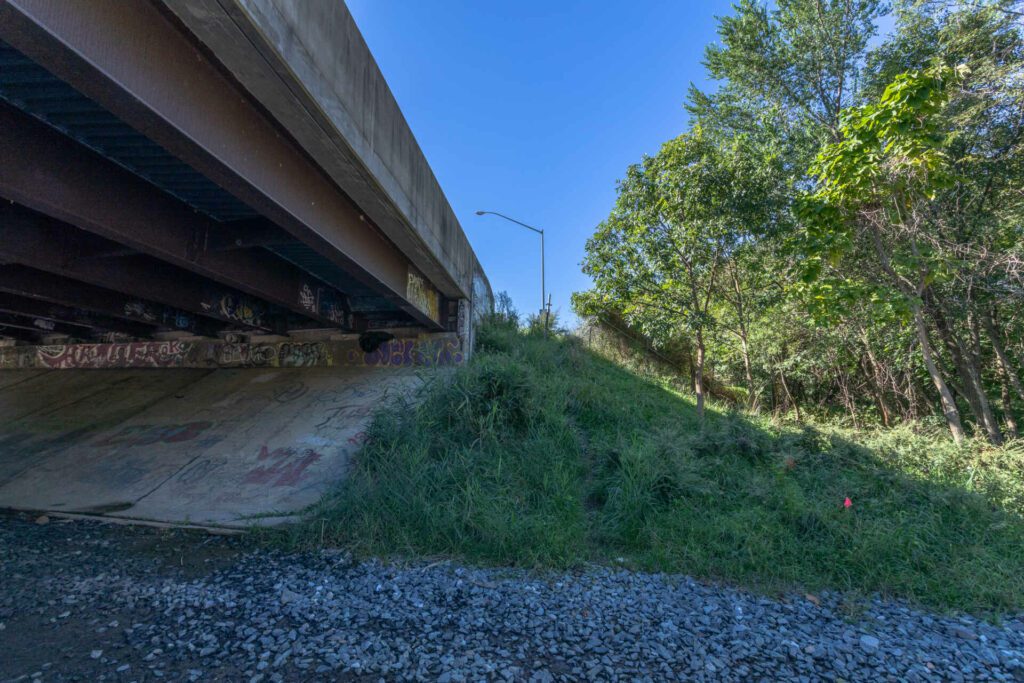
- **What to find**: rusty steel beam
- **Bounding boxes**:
[0,290,156,338]
[0,102,352,330]
[0,265,220,337]
[0,205,282,333]
[0,0,445,329]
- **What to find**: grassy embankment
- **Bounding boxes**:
[285,321,1024,614]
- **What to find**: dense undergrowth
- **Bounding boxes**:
[286,322,1024,614]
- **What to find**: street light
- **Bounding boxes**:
[474,210,546,322]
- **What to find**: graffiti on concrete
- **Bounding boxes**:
[472,273,493,324]
[91,420,219,448]
[299,283,316,312]
[458,299,470,343]
[319,299,347,325]
[244,445,322,487]
[175,457,224,485]
[406,269,440,322]
[215,342,329,368]
[122,301,194,330]
[37,341,193,369]
[272,381,308,403]
[297,283,347,325]
[218,343,278,367]
[310,380,379,430]
[0,335,464,370]
[123,301,158,323]
[202,292,265,327]
[279,342,329,367]
[355,338,463,367]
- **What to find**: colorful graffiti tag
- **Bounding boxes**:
[279,342,330,367]
[36,341,193,369]
[353,338,463,367]
[406,270,440,322]
[215,342,329,368]
[201,292,265,327]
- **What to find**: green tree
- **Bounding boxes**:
[797,62,973,441]
[578,127,783,420]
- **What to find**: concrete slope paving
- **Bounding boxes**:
[0,367,420,527]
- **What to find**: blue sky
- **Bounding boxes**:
[345,0,735,325]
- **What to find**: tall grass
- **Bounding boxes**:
[286,322,1024,614]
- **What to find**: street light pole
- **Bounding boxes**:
[475,210,546,322]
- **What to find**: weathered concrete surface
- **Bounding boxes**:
[0,366,421,526]
[163,0,492,308]
[0,334,464,370]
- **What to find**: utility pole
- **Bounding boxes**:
[544,293,552,338]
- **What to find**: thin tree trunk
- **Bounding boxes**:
[858,325,893,427]
[739,332,758,412]
[778,365,801,421]
[729,265,758,412]
[1000,372,1020,439]
[984,309,1024,404]
[860,354,891,427]
[835,365,859,427]
[694,331,706,422]
[913,303,965,444]
[929,303,1002,444]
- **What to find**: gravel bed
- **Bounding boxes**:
[1,512,1021,682]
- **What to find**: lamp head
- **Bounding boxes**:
[475,210,486,216]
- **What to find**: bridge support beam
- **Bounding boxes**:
[0,103,352,330]
[0,206,283,332]
[0,0,445,329]
[0,266,220,337]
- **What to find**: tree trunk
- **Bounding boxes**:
[929,303,1002,444]
[1000,373,1020,439]
[835,365,859,427]
[984,310,1024,404]
[694,331,706,422]
[778,365,801,421]
[729,265,758,412]
[860,354,892,427]
[858,325,893,427]
[913,303,965,444]
[739,332,758,412]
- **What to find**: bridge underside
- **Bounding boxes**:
[0,0,489,528]
[0,1,460,344]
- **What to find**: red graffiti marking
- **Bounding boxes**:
[244,445,322,487]
[347,431,368,446]
[92,421,215,448]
